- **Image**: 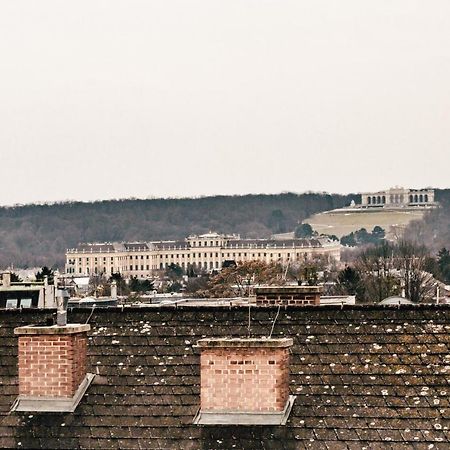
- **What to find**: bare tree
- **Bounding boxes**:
[205,261,284,298]
[395,240,435,303]
[355,240,437,303]
[356,242,399,303]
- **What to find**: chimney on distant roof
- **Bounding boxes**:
[254,285,322,306]
[2,272,11,288]
[12,323,94,412]
[194,337,295,425]
[111,280,117,299]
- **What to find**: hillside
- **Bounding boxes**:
[304,208,428,239]
[0,192,357,268]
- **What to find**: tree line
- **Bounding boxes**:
[0,192,357,268]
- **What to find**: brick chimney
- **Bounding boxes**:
[194,337,295,425]
[254,285,322,306]
[12,324,93,412]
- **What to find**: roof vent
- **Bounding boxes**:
[11,323,94,413]
[194,337,295,425]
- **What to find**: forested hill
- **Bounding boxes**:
[0,192,357,268]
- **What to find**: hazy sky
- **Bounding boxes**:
[1,1,449,205]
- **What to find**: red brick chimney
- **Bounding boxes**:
[12,324,93,412]
[194,337,295,425]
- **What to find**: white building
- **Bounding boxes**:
[360,187,436,208]
[0,272,58,308]
[65,232,341,278]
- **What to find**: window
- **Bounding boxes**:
[135,265,138,270]
[6,299,18,309]
[20,298,32,308]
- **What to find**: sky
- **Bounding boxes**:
[0,1,449,206]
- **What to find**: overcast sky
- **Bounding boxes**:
[0,1,449,205]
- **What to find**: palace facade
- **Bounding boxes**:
[360,187,436,208]
[65,232,341,278]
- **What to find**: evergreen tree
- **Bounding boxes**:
[294,223,314,239]
[35,266,55,284]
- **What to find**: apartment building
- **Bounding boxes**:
[65,232,341,278]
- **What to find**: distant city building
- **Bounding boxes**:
[0,271,58,309]
[65,232,341,278]
[359,187,436,209]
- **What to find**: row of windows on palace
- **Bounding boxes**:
[67,261,222,274]
[66,250,315,274]
[67,249,309,265]
[367,193,431,205]
[67,241,320,254]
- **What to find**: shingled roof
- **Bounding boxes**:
[2,305,450,448]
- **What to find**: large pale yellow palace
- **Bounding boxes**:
[65,232,341,278]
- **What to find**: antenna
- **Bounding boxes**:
[283,260,290,281]
[269,305,281,339]
[56,293,67,326]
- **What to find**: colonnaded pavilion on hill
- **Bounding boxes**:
[359,187,437,209]
[1,304,450,448]
[65,232,340,279]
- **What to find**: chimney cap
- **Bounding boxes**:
[14,323,90,336]
[197,337,293,348]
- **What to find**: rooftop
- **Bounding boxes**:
[1,305,450,448]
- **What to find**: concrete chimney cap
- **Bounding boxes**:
[197,337,293,348]
[14,324,90,335]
